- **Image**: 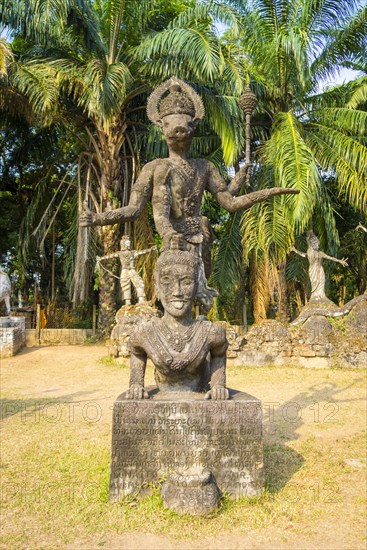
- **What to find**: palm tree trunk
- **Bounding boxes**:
[276,260,288,323]
[97,132,123,335]
[250,253,270,324]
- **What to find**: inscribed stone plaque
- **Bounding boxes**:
[109,388,263,502]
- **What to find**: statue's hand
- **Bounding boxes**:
[79,201,96,227]
[126,384,149,400]
[205,385,229,400]
[340,257,348,267]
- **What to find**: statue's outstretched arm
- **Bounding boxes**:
[79,165,154,227]
[216,186,299,213]
[98,252,119,261]
[291,246,307,258]
[206,162,299,213]
[321,252,348,266]
[134,245,158,258]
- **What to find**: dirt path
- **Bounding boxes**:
[1,345,366,549]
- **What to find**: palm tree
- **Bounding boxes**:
[1,0,247,331]
[213,0,367,322]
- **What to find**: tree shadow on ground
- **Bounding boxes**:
[262,377,365,493]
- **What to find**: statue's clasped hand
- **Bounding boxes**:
[79,200,96,227]
[205,385,229,400]
[126,384,149,400]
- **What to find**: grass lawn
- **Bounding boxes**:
[0,345,366,549]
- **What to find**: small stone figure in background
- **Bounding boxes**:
[97,236,157,305]
[127,242,229,399]
[0,270,11,316]
[292,230,348,303]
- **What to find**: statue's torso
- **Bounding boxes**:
[130,318,226,392]
[151,158,209,243]
[119,251,136,270]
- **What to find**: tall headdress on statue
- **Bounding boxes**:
[147,77,205,128]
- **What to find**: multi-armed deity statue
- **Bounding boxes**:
[81,77,298,310]
[81,76,298,397]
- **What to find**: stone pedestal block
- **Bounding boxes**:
[0,316,25,357]
[109,388,263,502]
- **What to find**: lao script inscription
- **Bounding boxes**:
[109,390,264,501]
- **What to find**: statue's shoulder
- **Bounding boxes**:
[201,320,227,342]
[190,158,211,170]
[129,320,152,349]
[145,158,171,170]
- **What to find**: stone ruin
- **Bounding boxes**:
[0,271,26,358]
[0,316,26,358]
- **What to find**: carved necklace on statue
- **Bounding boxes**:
[169,157,196,181]
[148,319,205,371]
[158,319,198,352]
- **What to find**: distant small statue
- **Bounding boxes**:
[0,270,11,316]
[292,230,348,303]
[97,236,157,306]
[126,242,229,400]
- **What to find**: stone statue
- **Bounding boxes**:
[126,243,229,400]
[80,77,299,307]
[292,230,348,303]
[0,270,11,316]
[97,235,157,305]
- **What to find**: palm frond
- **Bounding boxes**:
[261,112,319,227]
[211,210,243,293]
[306,124,367,211]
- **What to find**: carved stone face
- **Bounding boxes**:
[120,238,131,250]
[307,233,319,250]
[161,113,195,147]
[157,264,197,318]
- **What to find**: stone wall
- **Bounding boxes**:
[25,328,94,346]
[226,300,366,369]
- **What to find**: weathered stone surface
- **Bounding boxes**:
[109,388,263,502]
[346,299,367,337]
[246,320,291,345]
[161,467,220,516]
[0,316,25,357]
[297,315,334,344]
[108,303,160,358]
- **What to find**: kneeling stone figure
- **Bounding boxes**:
[127,243,229,400]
